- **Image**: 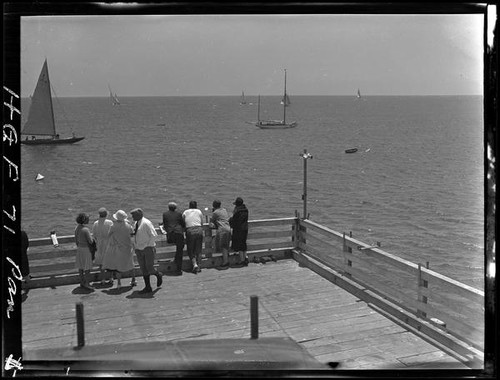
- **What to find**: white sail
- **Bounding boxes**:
[109,85,120,105]
[281,93,291,106]
[22,59,56,136]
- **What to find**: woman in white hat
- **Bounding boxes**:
[102,210,136,289]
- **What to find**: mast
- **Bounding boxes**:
[47,61,56,137]
[257,95,261,124]
[283,69,287,124]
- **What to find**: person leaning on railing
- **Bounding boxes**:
[182,200,204,274]
[162,201,186,276]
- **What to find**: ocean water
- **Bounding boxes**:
[20,95,484,288]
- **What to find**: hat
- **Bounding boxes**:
[212,199,221,208]
[130,208,143,217]
[113,210,128,221]
[98,207,108,217]
[233,197,243,206]
[76,212,89,224]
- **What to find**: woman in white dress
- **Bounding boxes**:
[102,210,135,288]
[92,207,113,285]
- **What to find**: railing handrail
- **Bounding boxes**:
[26,217,299,247]
[300,219,484,299]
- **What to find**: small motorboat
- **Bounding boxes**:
[345,148,358,154]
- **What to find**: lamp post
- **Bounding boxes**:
[299,149,313,219]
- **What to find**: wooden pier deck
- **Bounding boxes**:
[21,258,469,372]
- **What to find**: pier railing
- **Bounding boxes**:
[294,218,484,366]
[25,217,297,287]
[24,216,483,367]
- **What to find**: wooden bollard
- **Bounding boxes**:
[250,295,258,339]
[76,302,85,347]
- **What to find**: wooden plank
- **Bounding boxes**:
[249,218,296,227]
[248,230,293,240]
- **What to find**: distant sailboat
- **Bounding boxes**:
[256,69,297,129]
[21,59,85,145]
[357,89,362,99]
[35,173,44,181]
[240,91,247,105]
[109,84,120,105]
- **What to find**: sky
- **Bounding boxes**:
[20,13,484,97]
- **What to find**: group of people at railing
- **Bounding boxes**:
[72,197,249,294]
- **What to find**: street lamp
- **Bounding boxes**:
[299,148,313,219]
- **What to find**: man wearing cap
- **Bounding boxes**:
[229,197,249,266]
[92,207,114,285]
[162,202,185,275]
[131,208,163,293]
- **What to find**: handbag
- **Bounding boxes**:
[89,240,97,261]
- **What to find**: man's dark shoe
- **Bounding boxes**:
[174,270,183,276]
[138,287,153,294]
[156,272,163,287]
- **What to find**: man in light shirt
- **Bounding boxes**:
[131,208,163,294]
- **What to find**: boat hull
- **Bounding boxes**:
[256,121,297,129]
[21,137,85,145]
[345,148,358,154]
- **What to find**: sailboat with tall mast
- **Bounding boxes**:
[255,69,297,129]
[21,59,85,145]
[239,91,247,105]
[108,84,121,106]
[357,88,362,99]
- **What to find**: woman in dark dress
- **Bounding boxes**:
[21,230,30,295]
[229,197,249,266]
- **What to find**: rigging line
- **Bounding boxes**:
[50,83,72,131]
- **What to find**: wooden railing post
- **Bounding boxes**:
[76,302,85,348]
[417,263,428,318]
[342,232,353,278]
[292,211,300,249]
[203,225,213,258]
[250,295,259,339]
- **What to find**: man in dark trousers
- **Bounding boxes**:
[131,208,163,293]
[162,202,185,275]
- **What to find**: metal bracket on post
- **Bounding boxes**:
[357,241,381,251]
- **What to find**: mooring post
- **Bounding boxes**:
[250,295,259,339]
[76,302,85,348]
[417,263,428,318]
[299,149,313,219]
